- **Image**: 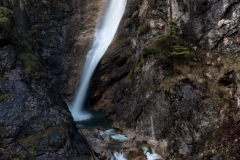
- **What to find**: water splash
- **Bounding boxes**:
[70,0,127,121]
[143,147,164,160]
[111,152,127,160]
[100,129,129,142]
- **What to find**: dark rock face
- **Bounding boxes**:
[181,0,240,54]
[0,68,92,159]
[0,1,95,159]
[0,46,16,73]
[0,0,107,100]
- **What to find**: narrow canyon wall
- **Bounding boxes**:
[1,0,240,159]
[91,0,240,159]
[0,0,110,159]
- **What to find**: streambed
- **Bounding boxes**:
[76,112,163,160]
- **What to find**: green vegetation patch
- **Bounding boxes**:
[25,153,37,159]
[0,6,13,26]
[169,21,191,58]
[18,53,39,74]
[21,40,32,53]
[121,77,132,84]
[19,126,67,148]
[142,47,158,58]
[138,25,150,36]
[161,61,206,92]
[10,29,33,54]
[0,94,11,102]
[148,0,168,10]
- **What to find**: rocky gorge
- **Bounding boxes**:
[0,0,240,160]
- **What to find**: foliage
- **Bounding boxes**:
[0,6,13,26]
[10,28,33,54]
[21,40,32,53]
[148,0,168,9]
[216,86,224,98]
[142,47,158,58]
[19,126,67,148]
[18,53,39,74]
[169,21,191,58]
[151,36,171,54]
[122,77,132,84]
[0,94,11,102]
[138,25,150,36]
[25,153,37,159]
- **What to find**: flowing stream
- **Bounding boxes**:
[70,0,127,121]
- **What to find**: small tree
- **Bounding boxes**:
[169,21,191,58]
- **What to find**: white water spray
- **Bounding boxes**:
[70,0,127,121]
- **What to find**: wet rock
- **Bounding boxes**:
[120,140,137,149]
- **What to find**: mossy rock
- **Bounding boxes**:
[142,47,158,58]
[18,53,39,74]
[138,25,150,36]
[19,126,67,148]
[25,153,37,159]
[0,6,13,26]
[0,94,11,102]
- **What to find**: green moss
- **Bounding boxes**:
[156,54,170,65]
[10,28,21,42]
[169,51,191,57]
[0,6,13,26]
[6,21,33,56]
[138,0,145,5]
[123,18,131,27]
[216,86,224,98]
[151,36,171,54]
[134,64,141,74]
[40,120,48,128]
[138,25,150,36]
[0,94,11,102]
[122,77,132,84]
[41,0,48,5]
[148,0,167,9]
[118,37,130,46]
[216,149,226,156]
[142,47,158,58]
[19,126,67,148]
[49,139,55,146]
[25,153,37,159]
[18,53,39,74]
[0,17,9,24]
[65,112,71,116]
[21,40,32,53]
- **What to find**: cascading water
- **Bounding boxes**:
[70,0,127,121]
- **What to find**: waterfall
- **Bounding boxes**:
[70,0,127,121]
